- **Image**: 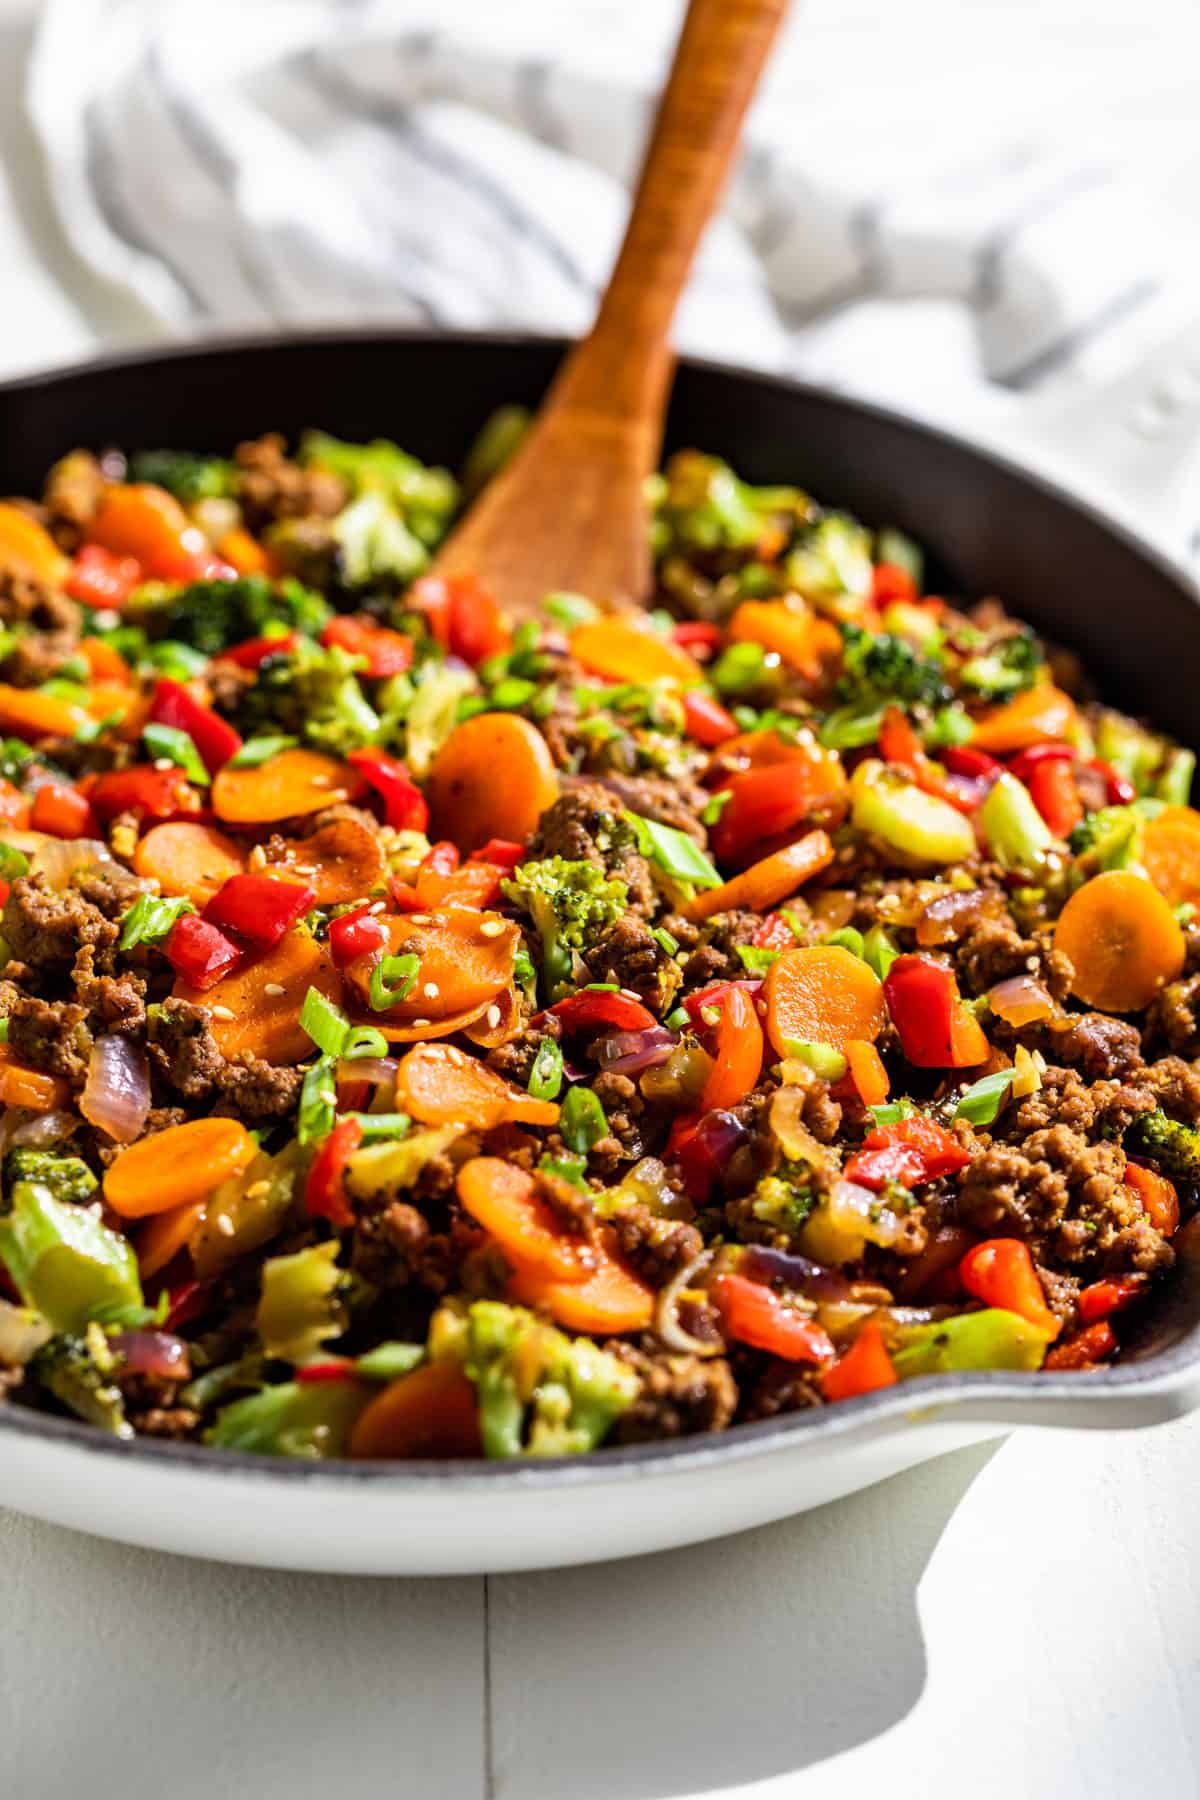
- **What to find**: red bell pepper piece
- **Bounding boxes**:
[163,1279,211,1333]
[711,1271,835,1364]
[682,689,738,748]
[1087,757,1137,807]
[220,631,300,669]
[1077,1273,1149,1324]
[0,880,10,911]
[65,544,144,609]
[421,841,460,878]
[1124,1161,1180,1236]
[698,982,763,1112]
[869,562,918,606]
[672,620,723,658]
[163,913,244,988]
[346,748,429,832]
[1006,742,1075,783]
[149,679,243,775]
[845,1113,971,1190]
[709,762,822,864]
[1044,1319,1118,1371]
[821,1318,898,1401]
[304,1116,363,1229]
[682,979,764,1030]
[295,1358,358,1385]
[959,1238,1060,1337]
[0,779,29,829]
[409,573,509,665]
[467,838,524,870]
[883,955,988,1067]
[87,764,203,825]
[1026,755,1083,837]
[329,903,388,968]
[879,705,924,769]
[752,912,797,951]
[548,989,658,1034]
[321,615,415,678]
[204,873,315,947]
[29,781,97,839]
[941,744,1002,780]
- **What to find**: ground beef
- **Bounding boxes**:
[42,450,106,546]
[147,998,223,1098]
[0,567,81,636]
[958,1122,1172,1272]
[998,1066,1156,1140]
[589,1071,644,1160]
[72,945,146,1035]
[578,771,710,846]
[0,632,77,688]
[954,912,1071,1000]
[2,874,117,975]
[217,1057,305,1122]
[205,659,256,718]
[128,1407,201,1440]
[800,1078,843,1146]
[607,1204,702,1285]
[1140,1055,1200,1125]
[233,433,347,528]
[73,863,147,921]
[7,996,91,1082]
[528,786,656,914]
[486,1015,558,1087]
[1050,1013,1144,1081]
[740,1358,825,1421]
[681,909,762,991]
[1146,976,1200,1057]
[350,1203,460,1293]
[611,1347,738,1442]
[588,914,681,1012]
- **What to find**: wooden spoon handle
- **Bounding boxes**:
[551,0,789,432]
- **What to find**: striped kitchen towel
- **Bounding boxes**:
[25,0,1200,437]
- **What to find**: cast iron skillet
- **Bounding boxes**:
[1,331,1199,1571]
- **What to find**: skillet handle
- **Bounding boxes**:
[1025,308,1200,558]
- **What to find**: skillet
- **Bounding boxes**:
[1,327,1199,1574]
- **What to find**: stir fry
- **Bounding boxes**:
[0,424,1194,1459]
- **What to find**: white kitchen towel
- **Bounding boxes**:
[24,0,1200,435]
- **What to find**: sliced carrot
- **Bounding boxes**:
[426,713,559,853]
[175,928,343,1065]
[343,908,519,1026]
[0,683,87,741]
[212,748,363,824]
[729,599,842,676]
[0,502,68,585]
[79,637,133,685]
[394,1042,560,1130]
[508,1239,655,1335]
[457,1157,596,1282]
[86,483,195,577]
[349,997,505,1045]
[969,683,1077,753]
[1142,806,1200,908]
[1053,870,1185,1012]
[763,945,886,1058]
[349,1361,483,1459]
[1125,1161,1180,1236]
[569,617,702,688]
[821,1318,897,1401]
[136,1198,207,1279]
[699,983,763,1112]
[0,1046,69,1111]
[105,1118,257,1218]
[462,984,521,1050]
[269,815,386,907]
[217,525,273,576]
[134,821,247,905]
[686,829,834,922]
[843,1039,890,1107]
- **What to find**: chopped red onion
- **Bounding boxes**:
[79,1035,151,1144]
[11,1109,78,1149]
[597,1026,677,1077]
[741,1243,852,1302]
[110,1330,192,1382]
[336,1057,398,1091]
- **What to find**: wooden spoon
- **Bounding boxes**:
[428,0,789,615]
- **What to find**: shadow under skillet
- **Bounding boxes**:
[484,1438,1001,1800]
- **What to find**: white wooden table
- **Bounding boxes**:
[2,5,1200,1793]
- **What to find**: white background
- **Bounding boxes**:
[2,2,1200,1795]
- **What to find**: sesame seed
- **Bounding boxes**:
[1025,955,1039,972]
[422,981,440,1000]
[216,1215,235,1237]
[330,790,349,802]
[486,1004,502,1028]
[320,1089,337,1106]
[93,609,120,630]
[478,919,505,938]
[619,988,641,1003]
[408,913,433,926]
[368,900,386,914]
[210,1005,235,1021]
[263,982,286,997]
[310,776,333,789]
[411,1018,432,1029]
[248,846,267,870]
[245,1180,271,1199]
[153,758,174,773]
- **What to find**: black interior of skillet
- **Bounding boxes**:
[0,327,1198,1366]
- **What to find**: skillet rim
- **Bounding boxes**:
[0,323,1197,1489]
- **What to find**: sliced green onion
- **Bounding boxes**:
[560,1086,608,1155]
[143,722,210,786]
[355,1342,424,1380]
[528,1038,564,1102]
[954,1068,1019,1126]
[368,953,420,1011]
[118,892,195,952]
[623,811,721,889]
[229,734,300,769]
[824,926,865,959]
[783,1039,848,1081]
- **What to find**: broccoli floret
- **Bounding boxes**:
[836,621,951,712]
[462,1299,639,1458]
[749,1170,818,1237]
[653,450,808,558]
[957,629,1042,700]
[332,490,430,588]
[33,1328,129,1436]
[3,1149,97,1208]
[127,449,235,504]
[1093,710,1170,794]
[462,404,530,498]
[299,431,458,549]
[1125,1112,1200,1183]
[501,857,628,1000]
[787,514,873,607]
[136,574,332,658]
[1068,804,1144,872]
[237,640,380,755]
